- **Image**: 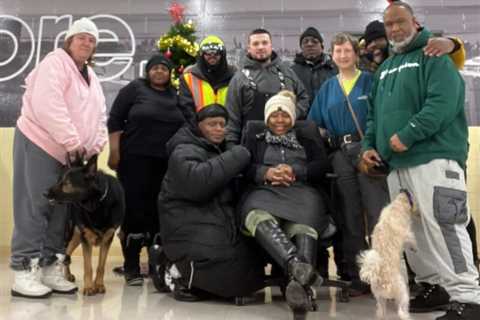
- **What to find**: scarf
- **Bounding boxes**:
[264,130,303,150]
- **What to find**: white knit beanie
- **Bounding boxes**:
[65,17,99,42]
[264,90,297,126]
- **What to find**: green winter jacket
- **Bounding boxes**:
[362,28,468,170]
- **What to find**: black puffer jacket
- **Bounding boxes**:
[159,126,251,263]
[291,53,337,105]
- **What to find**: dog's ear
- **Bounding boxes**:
[85,154,98,177]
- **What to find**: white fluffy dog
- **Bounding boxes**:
[358,191,416,320]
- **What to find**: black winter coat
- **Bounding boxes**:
[291,53,337,106]
[158,126,265,297]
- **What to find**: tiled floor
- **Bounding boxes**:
[0,256,442,320]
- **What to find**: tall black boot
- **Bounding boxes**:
[295,234,318,268]
[255,220,316,286]
[254,220,318,317]
[124,233,145,286]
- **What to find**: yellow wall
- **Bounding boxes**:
[1,127,480,259]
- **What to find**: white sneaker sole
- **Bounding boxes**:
[11,289,52,299]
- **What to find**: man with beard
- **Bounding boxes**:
[225,28,309,146]
[179,35,235,126]
[291,27,337,106]
[361,2,480,319]
[361,19,465,73]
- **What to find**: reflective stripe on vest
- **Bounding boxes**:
[183,73,228,112]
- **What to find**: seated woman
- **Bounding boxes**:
[240,90,330,316]
[157,104,265,301]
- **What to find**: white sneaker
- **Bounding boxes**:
[42,254,78,294]
[11,258,52,298]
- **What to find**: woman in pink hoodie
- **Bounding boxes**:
[11,17,107,299]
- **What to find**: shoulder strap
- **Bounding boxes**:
[337,74,364,139]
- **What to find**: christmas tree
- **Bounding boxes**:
[157,2,199,87]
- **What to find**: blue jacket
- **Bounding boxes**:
[308,72,373,137]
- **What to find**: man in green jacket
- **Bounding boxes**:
[362,2,480,319]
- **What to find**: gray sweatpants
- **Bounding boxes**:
[10,129,69,270]
[388,159,480,304]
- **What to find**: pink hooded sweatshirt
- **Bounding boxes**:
[17,48,107,164]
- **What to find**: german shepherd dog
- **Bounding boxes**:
[45,153,125,295]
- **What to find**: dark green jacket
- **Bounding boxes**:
[362,28,468,169]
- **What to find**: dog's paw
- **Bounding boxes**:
[66,273,76,282]
[94,284,106,294]
[83,286,97,296]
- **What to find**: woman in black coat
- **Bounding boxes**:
[158,104,265,300]
[107,55,184,286]
[240,90,330,317]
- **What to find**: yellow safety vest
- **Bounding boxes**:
[183,72,229,112]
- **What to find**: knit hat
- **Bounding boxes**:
[197,104,229,123]
[65,18,99,42]
[299,27,323,46]
[200,35,225,54]
[145,55,172,74]
[264,91,296,126]
[363,20,386,46]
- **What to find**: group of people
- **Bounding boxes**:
[9,1,480,320]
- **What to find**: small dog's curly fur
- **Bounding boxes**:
[358,191,415,320]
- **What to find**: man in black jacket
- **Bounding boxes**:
[225,28,309,146]
[291,27,337,106]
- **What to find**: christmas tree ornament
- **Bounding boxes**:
[168,2,185,24]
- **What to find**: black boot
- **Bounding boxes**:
[255,220,316,286]
[124,233,144,286]
[148,244,170,293]
[295,234,321,311]
[254,220,317,314]
[295,234,318,268]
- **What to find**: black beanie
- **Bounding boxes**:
[363,20,386,45]
[299,27,323,46]
[145,55,172,74]
[197,104,229,123]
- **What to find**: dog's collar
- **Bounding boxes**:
[400,188,414,208]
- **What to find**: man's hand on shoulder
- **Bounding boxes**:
[423,37,455,57]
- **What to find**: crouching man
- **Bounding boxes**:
[157,104,266,301]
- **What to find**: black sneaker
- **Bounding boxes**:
[410,283,450,313]
[125,272,144,286]
[172,282,207,302]
[436,302,480,320]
